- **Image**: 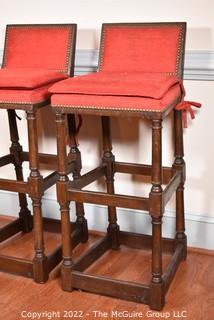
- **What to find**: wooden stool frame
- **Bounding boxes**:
[53,22,187,310]
[0,24,88,282]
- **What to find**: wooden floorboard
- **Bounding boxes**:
[0,249,213,319]
[0,216,213,319]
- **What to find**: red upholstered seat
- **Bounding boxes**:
[50,23,186,116]
[0,84,55,105]
[50,72,181,99]
[0,68,67,89]
[0,24,76,106]
[51,83,181,113]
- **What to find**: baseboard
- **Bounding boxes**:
[0,190,213,251]
[0,49,214,80]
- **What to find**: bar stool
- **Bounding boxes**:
[0,24,88,282]
[50,23,199,309]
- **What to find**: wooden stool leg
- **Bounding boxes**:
[101,116,119,250]
[27,110,47,283]
[149,119,164,310]
[67,114,88,243]
[7,110,32,232]
[56,113,73,291]
[173,110,187,259]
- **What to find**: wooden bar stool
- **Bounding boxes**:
[0,24,88,282]
[50,22,199,310]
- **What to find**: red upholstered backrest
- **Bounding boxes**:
[2,24,76,75]
[99,23,186,78]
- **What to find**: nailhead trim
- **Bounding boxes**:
[52,104,165,113]
[99,23,185,78]
[0,99,45,105]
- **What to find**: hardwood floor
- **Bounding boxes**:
[0,216,213,320]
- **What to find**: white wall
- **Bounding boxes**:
[0,0,214,250]
[0,0,214,50]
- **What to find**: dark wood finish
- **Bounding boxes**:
[0,154,14,167]
[65,230,186,307]
[163,171,181,206]
[0,178,27,193]
[67,114,88,243]
[54,112,187,310]
[52,22,187,310]
[21,151,58,167]
[43,171,58,191]
[0,241,213,320]
[163,243,184,293]
[0,218,23,243]
[72,271,150,304]
[73,236,111,272]
[43,217,76,234]
[47,226,86,273]
[101,116,119,249]
[173,109,187,259]
[0,217,82,280]
[0,255,33,278]
[0,24,88,283]
[115,162,173,184]
[119,231,175,254]
[70,165,106,189]
[55,113,74,291]
[149,119,164,310]
[68,189,149,211]
[27,109,47,283]
[8,109,32,232]
[46,246,62,273]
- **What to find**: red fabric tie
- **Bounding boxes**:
[175,80,202,128]
[175,101,201,128]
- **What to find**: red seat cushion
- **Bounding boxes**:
[0,83,55,105]
[50,72,182,114]
[49,72,180,99]
[0,68,68,89]
[51,83,181,113]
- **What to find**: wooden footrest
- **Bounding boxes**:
[0,217,83,279]
[68,231,186,307]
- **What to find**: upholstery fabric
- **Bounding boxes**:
[99,25,181,75]
[51,83,181,113]
[49,72,180,99]
[50,23,200,125]
[3,25,72,73]
[0,84,54,104]
[0,68,67,89]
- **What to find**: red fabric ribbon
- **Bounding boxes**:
[175,100,202,128]
[174,80,202,128]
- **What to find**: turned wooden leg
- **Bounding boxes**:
[101,116,119,250]
[173,110,187,259]
[67,114,88,243]
[27,110,47,283]
[56,113,73,291]
[149,119,164,310]
[7,110,32,232]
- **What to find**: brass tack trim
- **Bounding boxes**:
[98,23,185,78]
